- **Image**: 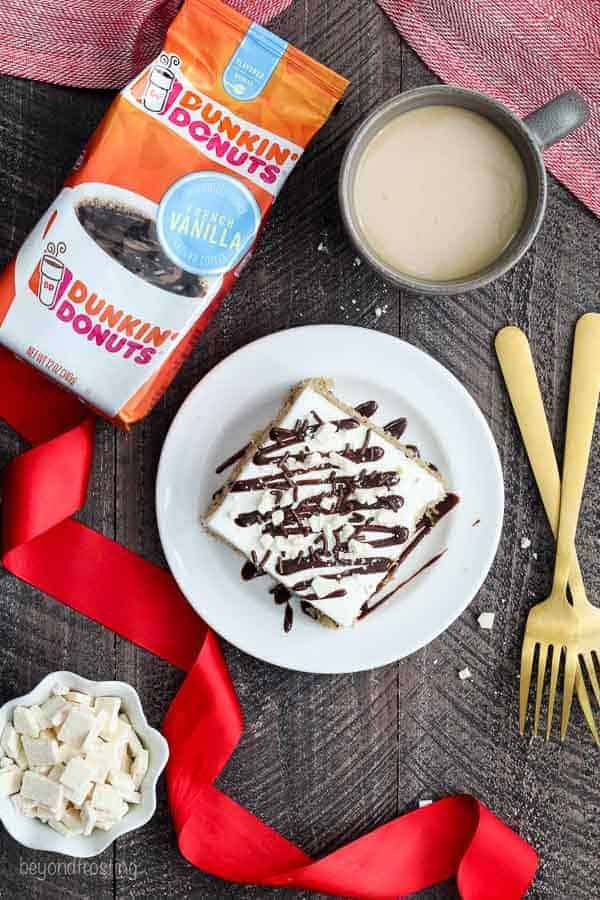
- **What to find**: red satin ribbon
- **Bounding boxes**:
[0,345,538,898]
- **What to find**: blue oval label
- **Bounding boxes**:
[156,172,261,276]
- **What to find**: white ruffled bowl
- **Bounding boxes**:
[0,671,169,857]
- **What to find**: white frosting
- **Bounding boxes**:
[260,533,274,550]
[258,492,275,514]
[208,386,445,627]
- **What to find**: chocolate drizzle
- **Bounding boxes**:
[283,602,294,633]
[227,395,459,631]
[271,584,291,604]
[245,490,459,630]
[269,584,295,632]
[359,550,448,619]
[241,559,264,580]
[240,549,271,580]
[383,417,407,439]
[393,492,459,564]
[357,492,459,619]
[231,467,402,496]
[215,401,406,474]
[428,492,460,522]
[215,443,250,474]
[268,583,320,632]
[355,400,378,418]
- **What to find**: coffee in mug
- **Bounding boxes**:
[353,105,528,282]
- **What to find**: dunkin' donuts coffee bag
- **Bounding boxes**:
[0,0,348,427]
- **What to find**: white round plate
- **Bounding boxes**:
[156,325,503,673]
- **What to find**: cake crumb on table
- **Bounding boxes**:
[478,612,495,630]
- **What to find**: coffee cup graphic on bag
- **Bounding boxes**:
[38,242,67,308]
[143,53,180,114]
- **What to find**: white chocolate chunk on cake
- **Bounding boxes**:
[205,379,450,628]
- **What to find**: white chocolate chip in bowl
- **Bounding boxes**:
[0,671,169,857]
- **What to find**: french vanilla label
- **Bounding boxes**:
[125,57,303,197]
[156,173,261,276]
[3,187,221,417]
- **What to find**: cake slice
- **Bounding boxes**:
[204,378,447,628]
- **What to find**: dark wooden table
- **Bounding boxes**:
[1,1,599,897]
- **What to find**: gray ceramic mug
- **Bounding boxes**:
[339,86,589,295]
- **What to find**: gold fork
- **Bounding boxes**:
[496,314,600,741]
[496,323,599,742]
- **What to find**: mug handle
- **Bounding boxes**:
[524,90,590,150]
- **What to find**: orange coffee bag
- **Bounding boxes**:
[0,0,348,426]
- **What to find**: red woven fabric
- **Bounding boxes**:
[1,0,598,215]
[0,1,182,89]
[375,0,600,217]
[0,0,293,89]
